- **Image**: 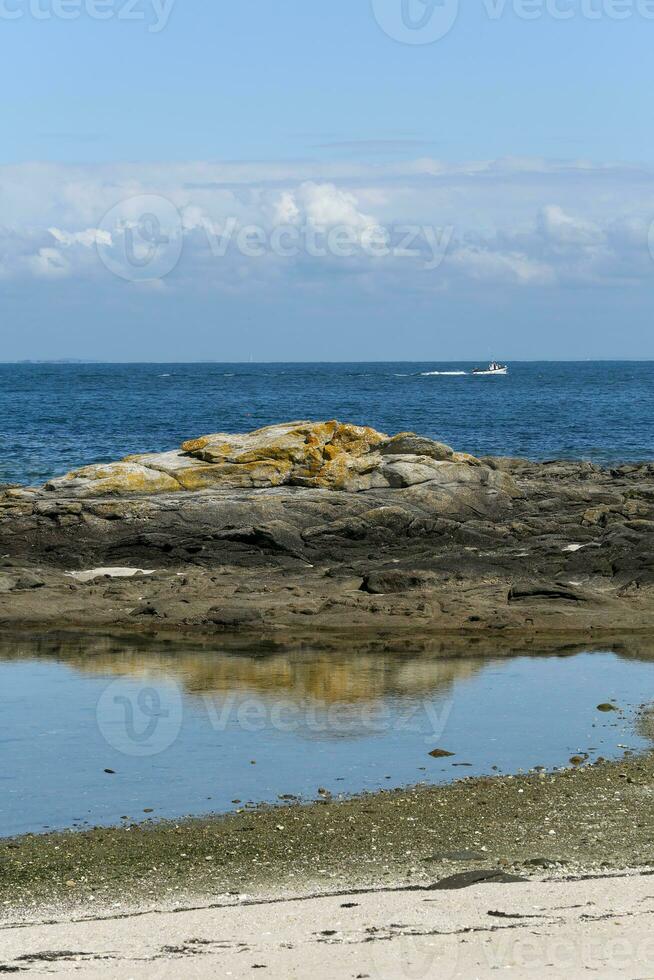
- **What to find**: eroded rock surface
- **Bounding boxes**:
[1,420,654,638]
[42,420,511,496]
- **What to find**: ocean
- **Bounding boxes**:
[1,361,652,487]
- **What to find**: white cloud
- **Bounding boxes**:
[0,157,653,291]
[291,181,375,230]
[49,227,111,248]
[538,205,602,246]
[273,190,300,225]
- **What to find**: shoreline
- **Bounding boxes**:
[5,619,654,646]
[2,561,654,639]
[4,749,654,974]
[4,622,654,669]
[3,747,654,922]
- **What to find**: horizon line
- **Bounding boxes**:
[2,358,654,366]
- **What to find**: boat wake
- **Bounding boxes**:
[420,370,468,377]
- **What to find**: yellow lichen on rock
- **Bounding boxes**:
[42,420,515,499]
[48,463,180,498]
[179,435,213,454]
[182,420,385,466]
[173,460,294,491]
[175,421,390,491]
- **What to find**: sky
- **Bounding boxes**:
[2,0,654,361]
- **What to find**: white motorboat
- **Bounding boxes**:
[472,361,508,376]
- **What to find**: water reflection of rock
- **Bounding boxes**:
[2,630,654,706]
[0,631,484,704]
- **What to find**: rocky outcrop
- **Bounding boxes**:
[41,420,515,496]
[0,421,517,570]
[1,421,654,639]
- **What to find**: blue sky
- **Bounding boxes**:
[2,1,654,360]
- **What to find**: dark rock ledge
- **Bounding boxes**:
[1,420,653,638]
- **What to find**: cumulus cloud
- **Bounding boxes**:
[292,181,375,230]
[538,205,602,247]
[0,157,653,291]
[273,190,301,225]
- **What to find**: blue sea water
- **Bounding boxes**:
[0,361,653,486]
[0,644,651,837]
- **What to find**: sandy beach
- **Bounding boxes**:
[3,745,654,976]
[3,872,654,978]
